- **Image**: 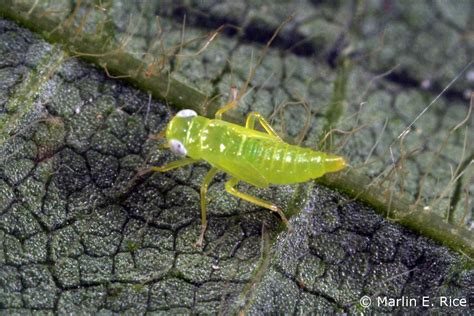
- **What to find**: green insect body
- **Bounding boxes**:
[150,106,346,247]
[166,115,346,187]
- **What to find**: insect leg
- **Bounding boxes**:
[138,158,197,177]
[214,100,238,119]
[225,177,292,230]
[246,112,283,141]
[125,158,198,196]
[195,167,219,248]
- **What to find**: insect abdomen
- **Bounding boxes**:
[192,119,345,186]
[236,137,345,185]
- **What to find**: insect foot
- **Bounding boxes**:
[271,205,292,232]
[194,224,207,248]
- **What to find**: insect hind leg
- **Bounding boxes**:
[245,112,282,141]
[225,177,292,230]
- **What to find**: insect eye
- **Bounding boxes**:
[176,109,197,118]
[169,139,187,156]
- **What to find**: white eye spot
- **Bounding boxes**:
[176,109,197,118]
[169,139,187,156]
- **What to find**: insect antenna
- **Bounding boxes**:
[148,128,167,141]
[387,59,473,164]
[236,15,294,102]
[149,132,170,150]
